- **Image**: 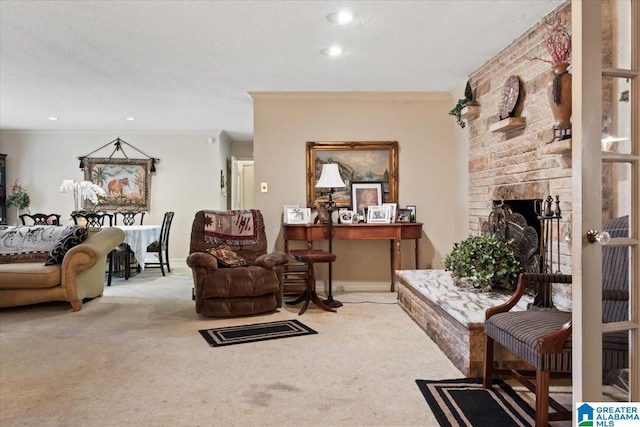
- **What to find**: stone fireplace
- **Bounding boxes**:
[466,0,573,275]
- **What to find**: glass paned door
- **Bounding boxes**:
[599,0,638,402]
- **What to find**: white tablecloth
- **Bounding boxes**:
[110,225,161,271]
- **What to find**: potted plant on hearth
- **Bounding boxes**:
[443,234,521,292]
[448,80,479,129]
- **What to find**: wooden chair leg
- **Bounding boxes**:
[165,249,171,272]
[107,252,113,286]
[124,248,130,280]
[535,369,550,427]
[483,334,494,388]
[159,251,166,276]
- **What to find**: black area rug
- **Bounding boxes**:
[416,378,537,427]
[199,319,317,347]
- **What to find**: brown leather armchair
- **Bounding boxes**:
[186,210,289,317]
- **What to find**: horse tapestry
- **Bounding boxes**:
[83,158,152,211]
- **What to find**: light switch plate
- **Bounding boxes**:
[260,182,268,193]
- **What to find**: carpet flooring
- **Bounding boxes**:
[0,264,466,426]
[416,377,537,427]
[199,319,317,346]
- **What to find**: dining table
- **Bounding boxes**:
[109,225,161,271]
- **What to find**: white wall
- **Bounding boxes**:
[0,130,226,261]
[251,92,460,291]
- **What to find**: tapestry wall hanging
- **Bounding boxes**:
[83,158,152,211]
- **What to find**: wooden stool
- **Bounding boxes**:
[286,249,337,315]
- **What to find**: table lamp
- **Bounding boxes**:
[315,163,346,308]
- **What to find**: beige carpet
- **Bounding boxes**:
[1,264,467,427]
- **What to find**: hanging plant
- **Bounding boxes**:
[449,81,479,129]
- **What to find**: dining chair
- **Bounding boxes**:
[72,211,113,228]
[20,213,62,226]
[144,211,174,276]
[112,211,146,278]
[113,211,145,226]
[71,211,115,285]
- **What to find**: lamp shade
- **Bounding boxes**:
[315,164,346,188]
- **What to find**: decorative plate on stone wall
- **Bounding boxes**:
[499,75,520,120]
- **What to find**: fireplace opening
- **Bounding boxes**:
[493,199,543,240]
[487,198,546,274]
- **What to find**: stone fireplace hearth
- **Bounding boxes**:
[396,269,535,376]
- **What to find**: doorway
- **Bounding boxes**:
[231,158,254,210]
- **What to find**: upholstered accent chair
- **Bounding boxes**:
[186,210,289,317]
[484,216,629,427]
[484,273,573,427]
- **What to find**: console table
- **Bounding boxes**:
[283,222,423,291]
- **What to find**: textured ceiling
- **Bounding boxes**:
[0,0,563,141]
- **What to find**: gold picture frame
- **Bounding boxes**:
[306,141,399,208]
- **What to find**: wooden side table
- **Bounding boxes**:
[286,249,337,315]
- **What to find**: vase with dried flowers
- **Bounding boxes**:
[6,179,31,225]
[530,11,572,135]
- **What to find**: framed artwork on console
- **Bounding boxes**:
[306,141,399,208]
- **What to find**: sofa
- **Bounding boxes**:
[186,209,289,317]
[0,225,125,311]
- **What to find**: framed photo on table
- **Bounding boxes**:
[383,202,397,222]
[306,141,399,208]
[338,209,355,224]
[406,205,417,223]
[286,207,311,224]
[367,205,392,224]
[283,204,298,224]
[351,182,383,213]
[396,209,411,223]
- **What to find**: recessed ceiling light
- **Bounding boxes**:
[321,46,343,56]
[48,117,58,121]
[327,11,353,25]
[125,117,136,121]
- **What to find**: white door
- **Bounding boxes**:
[240,161,255,209]
[573,0,639,404]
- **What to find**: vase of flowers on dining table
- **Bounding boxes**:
[60,179,106,223]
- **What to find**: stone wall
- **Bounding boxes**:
[466,2,573,275]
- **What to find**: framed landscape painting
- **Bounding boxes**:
[83,157,152,211]
[306,141,399,208]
